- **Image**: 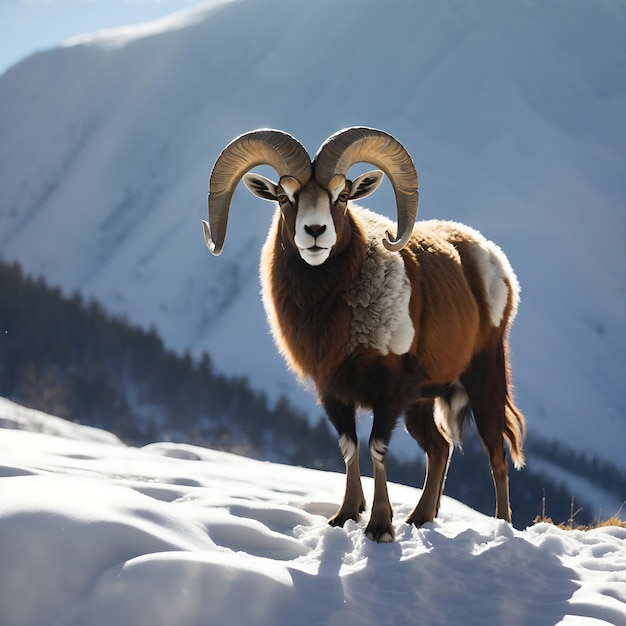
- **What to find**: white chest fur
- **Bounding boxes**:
[342,208,414,356]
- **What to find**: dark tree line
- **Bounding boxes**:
[1,259,618,528]
[526,435,626,502]
[0,259,338,468]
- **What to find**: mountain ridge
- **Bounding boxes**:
[0,0,624,473]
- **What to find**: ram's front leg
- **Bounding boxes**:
[365,403,400,542]
[329,439,366,527]
[323,396,366,527]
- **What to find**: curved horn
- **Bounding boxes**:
[203,129,312,255]
[314,127,419,252]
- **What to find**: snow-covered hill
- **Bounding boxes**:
[0,0,625,476]
[1,396,625,626]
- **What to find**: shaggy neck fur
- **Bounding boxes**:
[279,213,366,310]
[262,210,367,383]
[342,207,415,356]
[264,206,416,385]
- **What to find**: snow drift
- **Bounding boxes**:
[1,396,625,626]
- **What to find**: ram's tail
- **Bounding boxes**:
[503,340,526,469]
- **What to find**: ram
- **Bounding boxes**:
[203,127,525,542]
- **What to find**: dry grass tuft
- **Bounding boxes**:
[533,498,625,531]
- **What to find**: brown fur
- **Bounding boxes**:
[260,205,525,541]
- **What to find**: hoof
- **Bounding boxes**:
[365,518,395,543]
[328,514,349,528]
[328,507,364,528]
[405,503,437,528]
[405,512,434,528]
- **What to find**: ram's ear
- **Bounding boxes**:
[243,173,278,201]
[349,170,385,200]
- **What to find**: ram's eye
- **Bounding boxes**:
[277,194,289,204]
[337,192,349,203]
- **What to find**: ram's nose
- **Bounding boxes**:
[304,224,327,239]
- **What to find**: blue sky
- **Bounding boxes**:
[0,0,202,75]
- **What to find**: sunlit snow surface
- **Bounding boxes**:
[1,397,624,626]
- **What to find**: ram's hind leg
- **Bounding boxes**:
[461,345,513,523]
[404,399,452,526]
[322,396,366,527]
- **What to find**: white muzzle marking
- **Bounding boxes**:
[294,185,337,266]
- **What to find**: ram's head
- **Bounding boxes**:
[202,127,419,266]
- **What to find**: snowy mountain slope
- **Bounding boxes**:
[0,0,625,474]
[1,397,625,626]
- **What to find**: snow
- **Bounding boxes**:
[62,0,237,51]
[1,397,625,626]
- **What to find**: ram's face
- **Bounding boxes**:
[243,171,384,267]
[288,177,348,266]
